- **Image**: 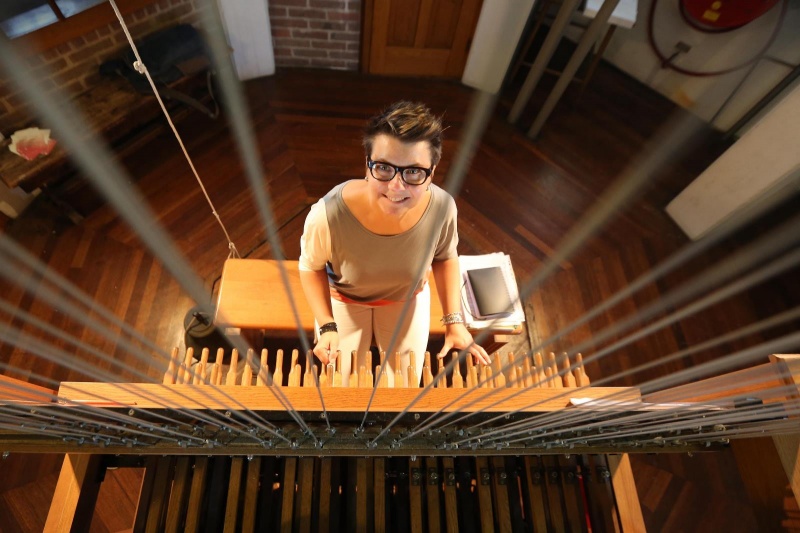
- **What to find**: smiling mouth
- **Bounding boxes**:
[385,195,409,203]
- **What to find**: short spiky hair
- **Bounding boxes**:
[363,101,443,166]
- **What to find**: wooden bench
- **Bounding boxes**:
[214,258,523,355]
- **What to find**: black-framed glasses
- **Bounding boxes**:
[367,158,433,186]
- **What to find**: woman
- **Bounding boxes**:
[299,101,490,387]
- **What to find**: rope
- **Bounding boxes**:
[107,0,240,259]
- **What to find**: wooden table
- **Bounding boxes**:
[214,259,521,353]
[0,78,159,192]
[0,74,211,223]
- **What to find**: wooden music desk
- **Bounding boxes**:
[214,259,521,353]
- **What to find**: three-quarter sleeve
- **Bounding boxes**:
[299,199,332,272]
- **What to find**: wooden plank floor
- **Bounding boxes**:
[0,66,798,531]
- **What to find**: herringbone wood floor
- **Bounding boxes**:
[1,66,798,531]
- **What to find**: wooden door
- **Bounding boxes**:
[363,0,483,78]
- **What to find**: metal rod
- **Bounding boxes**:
[509,0,583,122]
[528,0,621,137]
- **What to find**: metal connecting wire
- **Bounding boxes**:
[0,253,288,442]
[486,173,800,383]
[470,242,800,434]
[0,324,290,446]
[0,30,316,443]
[0,418,127,443]
[552,398,800,448]
[400,178,800,440]
[0,236,170,360]
[406,213,800,440]
[107,0,240,258]
[364,95,701,448]
[457,330,800,448]
[0,367,211,444]
[0,0,797,454]
[391,115,704,441]
[0,403,179,444]
[0,376,209,444]
[469,114,703,348]
[367,348,471,446]
[361,90,498,438]
[195,0,330,435]
[641,418,800,445]
[496,372,800,448]
[446,306,800,443]
[0,229,291,444]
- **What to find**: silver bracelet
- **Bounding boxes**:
[441,312,464,325]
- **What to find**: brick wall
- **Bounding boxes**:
[0,0,206,134]
[269,0,361,70]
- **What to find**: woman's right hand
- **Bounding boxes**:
[313,331,339,364]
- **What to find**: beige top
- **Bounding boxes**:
[299,181,458,303]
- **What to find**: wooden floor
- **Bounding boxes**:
[1,65,798,531]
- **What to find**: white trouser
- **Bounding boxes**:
[327,284,430,387]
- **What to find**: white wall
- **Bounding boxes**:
[570,0,800,131]
[216,0,275,81]
[666,82,800,240]
[462,0,538,94]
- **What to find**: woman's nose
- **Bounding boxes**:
[387,173,406,189]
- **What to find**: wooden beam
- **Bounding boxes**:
[57,382,640,413]
[44,454,102,533]
[607,453,646,532]
[641,362,785,406]
[359,0,373,72]
[770,354,800,510]
[732,437,799,531]
[0,374,56,403]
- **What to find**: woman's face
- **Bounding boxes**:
[366,134,435,218]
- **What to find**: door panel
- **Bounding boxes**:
[387,0,421,46]
[427,1,461,48]
[365,0,483,78]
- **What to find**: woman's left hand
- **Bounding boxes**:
[437,323,491,365]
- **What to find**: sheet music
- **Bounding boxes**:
[459,253,525,329]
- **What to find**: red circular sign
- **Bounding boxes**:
[680,0,781,30]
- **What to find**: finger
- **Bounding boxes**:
[437,341,452,359]
[475,346,490,365]
[321,333,338,361]
[314,346,329,365]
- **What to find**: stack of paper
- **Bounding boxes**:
[459,253,525,330]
